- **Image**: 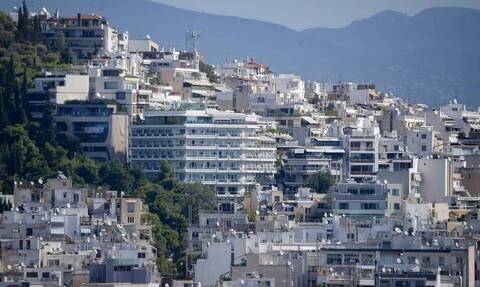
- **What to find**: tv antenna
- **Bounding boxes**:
[185,30,200,52]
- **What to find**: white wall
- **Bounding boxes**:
[194,243,231,287]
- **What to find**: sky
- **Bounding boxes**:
[151,0,480,30]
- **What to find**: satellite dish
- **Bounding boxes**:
[415,258,420,265]
[381,267,386,273]
[396,258,402,264]
[7,265,12,270]
[66,203,71,208]
[38,178,43,184]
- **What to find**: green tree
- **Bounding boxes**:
[307,171,335,193]
[41,94,56,145]
[99,161,133,192]
[199,61,218,83]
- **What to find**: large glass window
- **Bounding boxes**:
[73,122,109,143]
[104,81,119,90]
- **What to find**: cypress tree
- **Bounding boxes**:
[14,77,27,124]
[42,94,56,145]
[21,67,30,122]
[0,68,8,128]
[5,56,16,123]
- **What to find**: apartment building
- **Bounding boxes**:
[56,102,129,162]
[129,107,276,196]
[28,72,89,119]
[345,128,379,182]
[280,147,345,194]
[44,14,122,60]
[405,126,443,157]
[333,182,393,218]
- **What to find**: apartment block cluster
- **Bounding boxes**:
[0,173,158,287]
[4,8,480,287]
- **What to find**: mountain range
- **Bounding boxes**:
[1,0,479,106]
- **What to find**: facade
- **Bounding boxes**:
[129,108,276,196]
[405,126,443,157]
[280,147,344,194]
[332,182,392,218]
[56,103,129,162]
[28,72,89,118]
[51,14,121,60]
[346,128,379,182]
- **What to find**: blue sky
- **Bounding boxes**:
[152,0,480,30]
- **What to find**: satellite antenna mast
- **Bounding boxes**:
[185,30,200,52]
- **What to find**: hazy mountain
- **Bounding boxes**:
[1,0,479,106]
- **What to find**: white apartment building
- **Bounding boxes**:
[345,128,380,182]
[28,72,89,118]
[405,126,443,157]
[129,108,276,196]
[45,14,122,60]
[271,74,305,103]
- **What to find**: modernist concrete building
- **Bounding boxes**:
[345,128,380,182]
[56,102,129,162]
[28,72,90,119]
[129,107,276,196]
[44,14,122,60]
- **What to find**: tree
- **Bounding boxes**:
[56,32,72,64]
[199,61,218,83]
[99,161,133,192]
[41,94,56,145]
[307,171,335,193]
[179,182,216,223]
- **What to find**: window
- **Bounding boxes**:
[407,256,416,264]
[114,265,133,271]
[394,203,400,210]
[361,254,374,265]
[439,256,445,266]
[104,81,119,89]
[326,253,342,265]
[347,188,358,195]
[421,145,427,152]
[344,253,359,264]
[138,252,146,258]
[125,81,137,90]
[359,188,375,195]
[116,92,126,100]
[26,272,38,278]
[127,216,135,223]
[421,134,427,139]
[103,69,120,77]
[361,203,378,210]
[339,203,349,209]
[127,202,136,213]
[391,189,400,196]
[26,228,33,236]
[42,272,50,279]
[422,256,431,265]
